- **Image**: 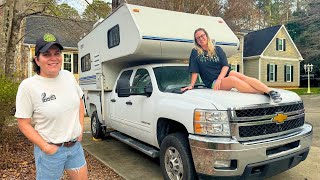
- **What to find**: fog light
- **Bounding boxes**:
[214,160,231,168]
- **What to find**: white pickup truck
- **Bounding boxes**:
[78,4,313,179]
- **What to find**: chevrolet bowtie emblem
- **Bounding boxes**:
[272,113,288,124]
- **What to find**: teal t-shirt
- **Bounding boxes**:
[189,46,230,88]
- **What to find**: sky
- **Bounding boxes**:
[57,0,112,15]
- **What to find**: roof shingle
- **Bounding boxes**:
[24,15,94,48]
[244,25,281,57]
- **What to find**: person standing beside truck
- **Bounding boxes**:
[15,33,88,180]
[181,28,282,103]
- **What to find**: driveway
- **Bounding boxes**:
[82,94,320,180]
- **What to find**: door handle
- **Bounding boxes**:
[126,101,132,105]
[111,99,116,102]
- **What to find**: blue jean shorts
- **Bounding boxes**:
[34,141,86,180]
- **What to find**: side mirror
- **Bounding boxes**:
[117,79,130,97]
[144,83,153,97]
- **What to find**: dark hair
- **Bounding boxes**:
[32,55,40,74]
[32,46,62,74]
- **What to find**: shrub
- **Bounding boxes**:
[0,76,19,131]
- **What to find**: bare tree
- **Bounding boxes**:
[223,0,260,31]
[126,0,222,14]
[0,0,53,79]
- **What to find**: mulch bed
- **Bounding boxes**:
[0,124,123,180]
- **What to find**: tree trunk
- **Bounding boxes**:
[5,15,23,79]
[0,0,16,78]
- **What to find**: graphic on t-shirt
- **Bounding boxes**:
[199,54,219,63]
[41,92,56,103]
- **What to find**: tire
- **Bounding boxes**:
[91,111,104,139]
[160,133,197,180]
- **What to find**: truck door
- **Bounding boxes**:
[109,70,133,131]
[127,68,153,139]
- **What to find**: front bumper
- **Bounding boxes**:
[188,123,313,178]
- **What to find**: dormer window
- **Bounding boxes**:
[276,38,286,51]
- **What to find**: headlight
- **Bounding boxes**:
[193,109,230,136]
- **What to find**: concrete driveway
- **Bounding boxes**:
[82,95,320,180]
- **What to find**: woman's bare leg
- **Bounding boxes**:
[219,76,262,93]
[228,71,271,93]
[66,164,88,180]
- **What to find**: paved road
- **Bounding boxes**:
[82,95,320,180]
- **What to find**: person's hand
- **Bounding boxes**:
[181,85,193,92]
[77,134,83,142]
[43,143,59,155]
[213,79,222,90]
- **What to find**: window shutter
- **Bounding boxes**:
[284,65,287,82]
[237,64,240,72]
[276,38,279,50]
[275,65,277,82]
[283,39,286,51]
[291,65,293,82]
[267,64,270,81]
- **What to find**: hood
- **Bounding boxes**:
[182,88,301,110]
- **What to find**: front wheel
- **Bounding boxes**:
[160,133,197,180]
[91,111,104,139]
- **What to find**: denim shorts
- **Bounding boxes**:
[34,141,86,180]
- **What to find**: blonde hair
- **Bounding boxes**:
[194,28,216,58]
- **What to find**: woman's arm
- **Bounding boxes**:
[181,73,198,92]
[17,118,58,154]
[214,66,229,90]
[78,99,84,141]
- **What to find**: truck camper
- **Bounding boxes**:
[78,3,312,180]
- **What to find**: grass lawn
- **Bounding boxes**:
[286,87,320,95]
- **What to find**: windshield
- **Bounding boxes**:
[153,66,204,93]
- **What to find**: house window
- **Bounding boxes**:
[230,64,240,72]
[73,54,78,74]
[81,53,91,72]
[231,64,237,71]
[108,24,120,48]
[284,64,293,82]
[63,53,72,72]
[276,38,286,51]
[267,64,277,82]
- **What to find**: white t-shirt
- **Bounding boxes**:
[15,70,84,143]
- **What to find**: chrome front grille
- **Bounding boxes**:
[238,116,304,137]
[231,102,305,141]
[235,103,304,117]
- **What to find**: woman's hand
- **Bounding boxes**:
[181,85,193,92]
[213,79,222,90]
[77,134,83,142]
[43,143,59,155]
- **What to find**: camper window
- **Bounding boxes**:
[108,24,120,48]
[81,53,91,72]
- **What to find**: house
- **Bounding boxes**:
[243,25,303,88]
[21,15,94,80]
[228,32,246,73]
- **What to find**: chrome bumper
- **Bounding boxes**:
[188,123,313,177]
